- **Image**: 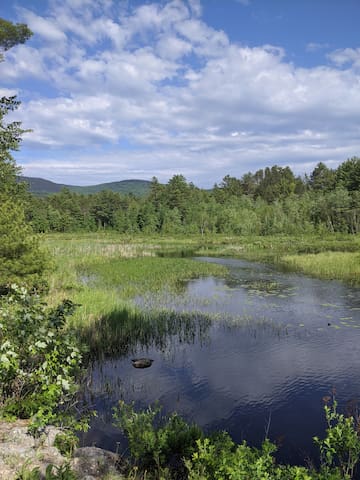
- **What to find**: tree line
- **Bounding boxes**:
[26,158,360,235]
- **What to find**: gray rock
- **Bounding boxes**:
[0,420,125,479]
[71,446,121,478]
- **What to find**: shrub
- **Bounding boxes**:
[113,400,202,478]
[314,398,360,479]
[0,285,82,431]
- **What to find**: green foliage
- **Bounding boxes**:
[0,17,49,292]
[0,199,49,290]
[113,401,202,478]
[16,463,77,480]
[309,162,336,192]
[336,157,360,192]
[54,431,79,457]
[26,155,360,236]
[0,285,82,431]
[112,399,360,480]
[314,398,360,479]
[185,434,317,480]
[186,434,343,480]
[0,18,32,55]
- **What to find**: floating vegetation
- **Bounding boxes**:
[239,278,297,299]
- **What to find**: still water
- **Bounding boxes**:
[82,257,360,466]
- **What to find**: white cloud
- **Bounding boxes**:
[156,35,192,60]
[19,9,67,42]
[0,45,47,81]
[187,0,202,17]
[3,0,360,186]
[328,47,360,69]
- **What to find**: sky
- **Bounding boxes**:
[1,0,360,187]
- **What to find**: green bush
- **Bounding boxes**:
[314,398,360,479]
[115,399,360,480]
[113,400,202,478]
[0,285,82,431]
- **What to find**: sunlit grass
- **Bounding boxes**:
[280,251,360,285]
[40,232,360,356]
[43,232,360,325]
[43,233,227,327]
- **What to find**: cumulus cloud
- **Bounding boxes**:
[2,0,360,186]
[328,47,360,69]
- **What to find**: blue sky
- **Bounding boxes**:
[1,0,360,186]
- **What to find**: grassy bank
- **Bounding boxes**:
[280,251,360,285]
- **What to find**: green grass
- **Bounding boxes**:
[43,232,360,340]
[79,256,227,298]
[43,233,227,331]
[280,251,360,285]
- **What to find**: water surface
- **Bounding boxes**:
[82,257,360,466]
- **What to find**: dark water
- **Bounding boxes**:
[81,257,360,466]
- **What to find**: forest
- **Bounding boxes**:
[26,158,360,235]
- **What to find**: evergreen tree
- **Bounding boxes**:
[0,18,48,292]
[309,162,336,192]
[336,157,360,192]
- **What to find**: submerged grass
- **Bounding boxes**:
[82,307,214,360]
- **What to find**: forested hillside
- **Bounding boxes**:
[25,158,360,235]
[19,176,151,196]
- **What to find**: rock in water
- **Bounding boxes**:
[131,358,154,368]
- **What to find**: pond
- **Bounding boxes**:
[81,257,360,466]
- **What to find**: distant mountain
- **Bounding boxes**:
[18,176,152,196]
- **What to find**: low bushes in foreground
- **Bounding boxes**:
[0,285,83,432]
[113,399,360,480]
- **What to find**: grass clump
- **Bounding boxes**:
[78,256,227,299]
[81,307,212,360]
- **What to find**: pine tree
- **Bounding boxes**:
[0,18,48,292]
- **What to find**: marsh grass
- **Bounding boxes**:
[43,232,360,350]
[81,307,214,360]
[79,256,228,298]
[43,233,227,349]
[280,251,360,285]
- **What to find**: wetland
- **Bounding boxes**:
[73,250,360,467]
